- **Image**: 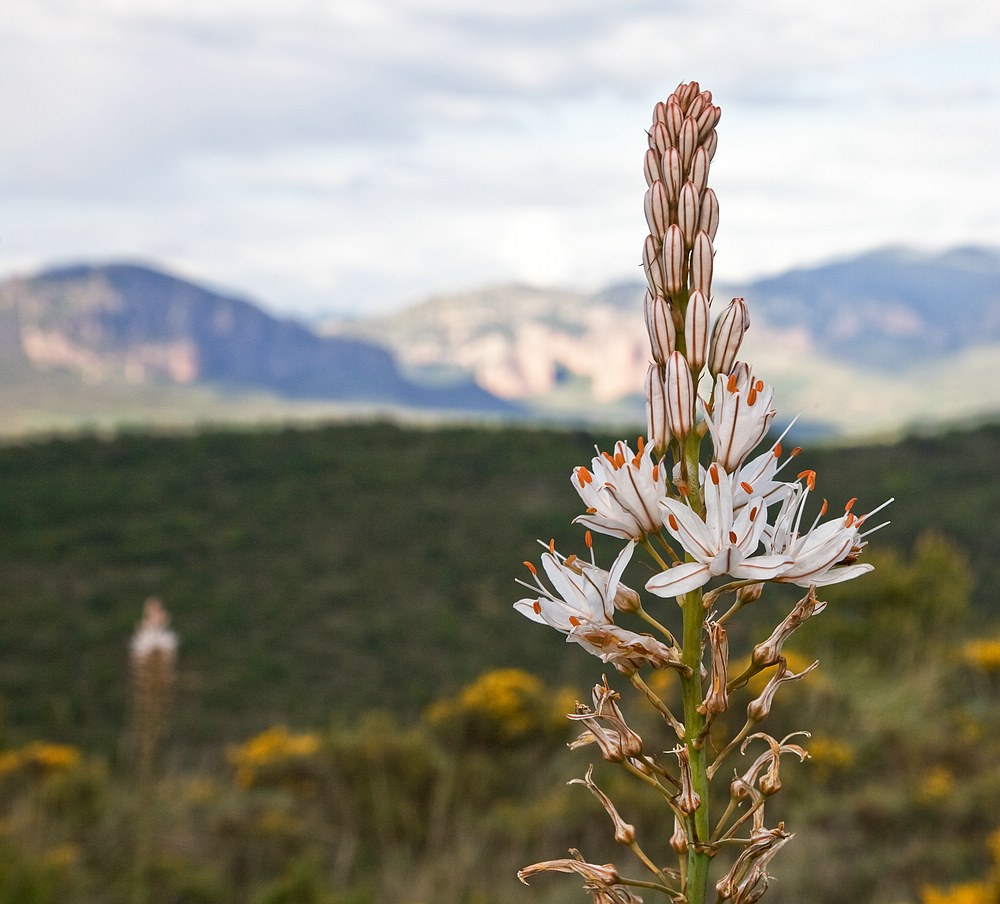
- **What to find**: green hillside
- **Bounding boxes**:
[1,420,998,755]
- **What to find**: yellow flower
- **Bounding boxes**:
[921,881,996,904]
[918,766,956,802]
[228,726,320,788]
[962,639,1000,671]
[806,736,855,771]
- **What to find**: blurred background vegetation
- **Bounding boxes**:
[1,420,999,903]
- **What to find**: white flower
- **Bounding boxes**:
[130,597,178,661]
[706,366,777,472]
[646,463,793,598]
[514,541,637,634]
[764,470,892,587]
[570,623,682,672]
[572,439,668,540]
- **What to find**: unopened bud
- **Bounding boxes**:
[691,230,714,295]
[644,292,676,364]
[652,100,668,125]
[644,181,670,241]
[684,290,710,373]
[698,187,720,242]
[690,146,710,194]
[649,121,671,155]
[678,182,701,248]
[696,103,721,141]
[661,147,682,203]
[708,297,750,377]
[665,99,683,146]
[665,351,695,440]
[703,128,719,161]
[642,234,665,295]
[736,581,764,606]
[645,363,668,456]
[643,147,660,188]
[679,116,698,171]
[614,584,642,614]
[662,225,686,295]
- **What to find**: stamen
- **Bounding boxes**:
[549,538,556,553]
[533,601,542,614]
[728,530,738,544]
[845,497,857,513]
[569,616,581,627]
[774,443,782,457]
[576,466,593,487]
[747,386,758,405]
[796,469,816,490]
[668,514,680,531]
[523,561,537,575]
[727,373,739,392]
[564,554,578,568]
[749,505,759,521]
[710,463,720,485]
[741,481,754,494]
[585,531,594,549]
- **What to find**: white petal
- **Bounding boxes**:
[645,562,711,597]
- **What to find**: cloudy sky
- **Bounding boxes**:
[1,1,997,318]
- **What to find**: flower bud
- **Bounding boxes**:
[691,230,714,295]
[644,181,670,241]
[673,746,701,815]
[665,351,695,440]
[651,100,667,125]
[645,363,668,455]
[644,292,676,364]
[708,297,750,377]
[679,116,698,171]
[665,99,683,146]
[642,234,665,294]
[661,147,682,203]
[643,147,660,188]
[690,146,710,194]
[696,103,721,141]
[662,225,686,295]
[699,187,720,242]
[678,182,701,249]
[684,290,710,373]
[703,128,719,161]
[649,120,670,155]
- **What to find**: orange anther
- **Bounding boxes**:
[585,531,593,548]
[636,436,646,454]
[523,561,537,575]
[749,505,759,521]
[652,464,660,481]
[614,451,626,468]
[747,387,758,405]
[797,469,816,490]
[569,615,581,627]
[791,447,802,456]
[773,443,782,457]
[564,554,578,568]
[819,499,829,517]
[741,481,753,494]
[727,373,739,392]
[709,463,720,485]
[533,601,542,614]
[668,514,679,531]
[728,530,738,544]
[755,379,764,393]
[845,497,857,513]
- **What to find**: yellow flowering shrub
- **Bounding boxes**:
[425,668,572,745]
[918,766,956,802]
[806,735,855,772]
[0,742,81,778]
[962,639,1000,672]
[921,882,997,904]
[228,726,320,789]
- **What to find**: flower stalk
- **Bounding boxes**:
[514,81,891,904]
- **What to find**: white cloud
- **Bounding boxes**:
[0,0,997,315]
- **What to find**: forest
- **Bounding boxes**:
[1,420,999,903]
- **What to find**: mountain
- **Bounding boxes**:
[325,246,1000,436]
[0,263,514,431]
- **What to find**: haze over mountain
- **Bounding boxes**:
[327,245,1000,436]
[0,263,513,434]
[0,247,998,438]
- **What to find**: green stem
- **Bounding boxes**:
[680,585,712,903]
